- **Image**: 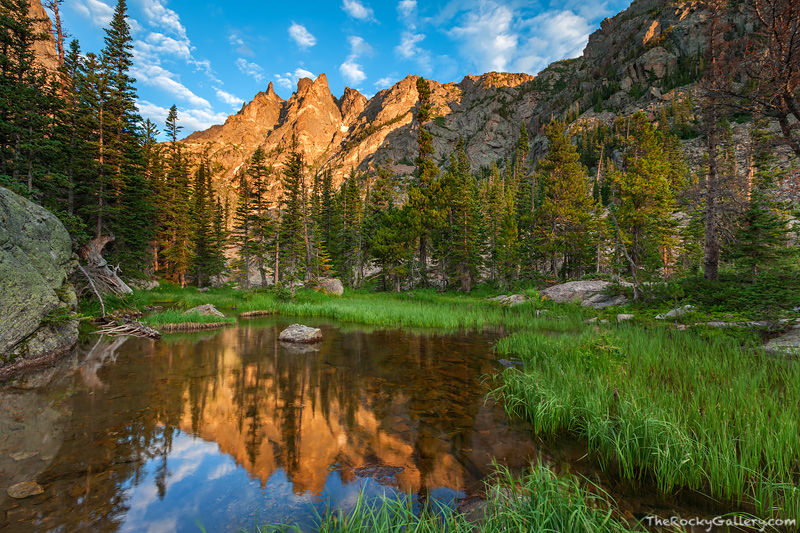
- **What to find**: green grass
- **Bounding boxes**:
[252,463,642,533]
[140,309,236,328]
[116,284,588,333]
[494,325,800,518]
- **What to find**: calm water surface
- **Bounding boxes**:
[0,318,538,532]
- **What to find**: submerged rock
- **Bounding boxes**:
[278,324,323,343]
[540,281,628,309]
[354,465,404,481]
[7,481,44,499]
[185,304,225,317]
[315,277,344,296]
[0,187,78,368]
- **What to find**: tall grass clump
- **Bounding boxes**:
[254,463,642,532]
[494,325,800,518]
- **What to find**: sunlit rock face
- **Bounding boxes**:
[28,0,59,74]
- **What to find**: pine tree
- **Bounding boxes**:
[160,105,191,285]
[100,0,153,271]
[0,0,55,195]
[190,159,226,287]
[534,121,599,279]
[438,139,484,291]
[278,149,307,287]
[609,113,684,277]
[231,169,255,288]
[730,187,790,280]
[247,148,275,286]
[407,77,443,287]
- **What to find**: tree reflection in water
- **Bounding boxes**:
[0,319,538,532]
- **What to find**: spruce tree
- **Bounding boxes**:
[407,77,443,287]
[278,149,307,287]
[534,121,599,278]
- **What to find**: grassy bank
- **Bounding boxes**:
[495,326,800,518]
[256,463,642,533]
[113,284,588,333]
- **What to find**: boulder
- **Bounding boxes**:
[315,277,344,296]
[0,187,78,367]
[487,294,527,306]
[279,324,323,344]
[185,304,225,317]
[540,281,628,309]
[617,314,635,321]
[765,325,800,355]
[656,305,696,320]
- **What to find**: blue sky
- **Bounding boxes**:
[57,0,632,136]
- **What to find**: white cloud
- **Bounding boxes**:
[236,58,265,82]
[340,61,366,85]
[374,76,397,88]
[140,0,188,40]
[215,88,244,108]
[514,10,592,73]
[340,36,371,85]
[288,22,316,49]
[138,100,228,132]
[228,30,254,56]
[132,53,211,109]
[449,3,518,72]
[342,0,374,21]
[397,0,416,18]
[72,0,114,27]
[138,32,192,60]
[395,31,424,60]
[274,68,316,91]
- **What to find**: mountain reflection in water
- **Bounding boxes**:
[0,318,538,532]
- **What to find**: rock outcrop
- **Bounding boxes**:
[541,280,628,309]
[28,0,59,74]
[0,187,78,369]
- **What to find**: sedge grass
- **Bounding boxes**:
[494,325,800,518]
[253,463,642,533]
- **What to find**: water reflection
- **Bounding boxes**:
[0,319,537,532]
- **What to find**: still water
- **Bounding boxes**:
[0,318,538,532]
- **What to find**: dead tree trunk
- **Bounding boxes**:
[78,235,133,296]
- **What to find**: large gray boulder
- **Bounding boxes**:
[765,325,800,356]
[315,277,344,296]
[0,187,78,367]
[279,324,323,344]
[540,280,628,309]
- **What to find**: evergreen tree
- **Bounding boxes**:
[407,77,443,286]
[534,121,599,278]
[231,169,255,288]
[160,105,191,285]
[609,113,684,277]
[278,149,307,287]
[730,187,791,280]
[190,159,225,286]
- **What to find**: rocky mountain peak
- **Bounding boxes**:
[28,0,59,74]
[338,87,367,125]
